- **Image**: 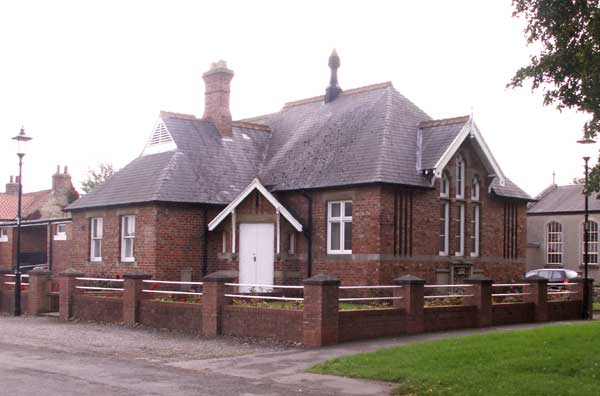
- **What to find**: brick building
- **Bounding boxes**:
[0,167,77,271]
[64,51,532,285]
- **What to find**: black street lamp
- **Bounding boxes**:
[11,126,32,316]
[577,134,596,320]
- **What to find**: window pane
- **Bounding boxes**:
[344,221,352,250]
[124,238,134,259]
[330,203,341,218]
[330,222,340,250]
[92,240,101,258]
[344,202,352,217]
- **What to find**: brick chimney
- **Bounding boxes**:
[202,60,234,138]
[5,176,18,195]
[52,166,73,195]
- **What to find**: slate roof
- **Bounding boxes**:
[67,117,271,209]
[490,178,532,201]
[528,184,600,214]
[419,116,469,170]
[0,190,52,221]
[67,81,531,210]
[259,82,432,190]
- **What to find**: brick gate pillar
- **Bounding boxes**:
[526,275,548,322]
[394,275,425,334]
[28,267,53,315]
[202,271,236,337]
[465,275,493,327]
[303,274,340,347]
[59,269,85,321]
[123,273,152,326]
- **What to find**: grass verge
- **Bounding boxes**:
[309,322,600,396]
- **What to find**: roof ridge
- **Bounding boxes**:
[237,113,278,123]
[159,111,198,120]
[231,121,271,132]
[419,115,470,128]
[283,81,393,108]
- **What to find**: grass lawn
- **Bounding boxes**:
[309,322,600,396]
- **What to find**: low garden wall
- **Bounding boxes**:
[73,294,123,323]
[0,289,28,315]
[548,300,582,322]
[424,305,478,332]
[492,302,535,326]
[139,299,202,334]
[222,306,303,343]
[12,270,592,348]
[338,308,405,342]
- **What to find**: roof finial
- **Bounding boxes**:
[552,171,556,185]
[325,49,342,103]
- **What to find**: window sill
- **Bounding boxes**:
[327,251,352,255]
[89,259,102,264]
[470,253,479,258]
[120,259,135,264]
[53,234,67,241]
[0,238,8,243]
[439,252,449,257]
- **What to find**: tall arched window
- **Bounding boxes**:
[456,155,465,199]
[440,171,450,198]
[582,220,599,264]
[471,176,480,201]
[439,171,450,255]
[546,221,563,265]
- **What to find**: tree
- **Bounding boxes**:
[81,163,115,194]
[509,0,600,139]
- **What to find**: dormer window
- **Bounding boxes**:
[440,172,450,198]
[456,155,465,199]
[142,119,177,156]
[471,176,480,201]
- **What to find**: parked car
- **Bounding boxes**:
[525,268,579,283]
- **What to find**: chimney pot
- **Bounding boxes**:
[5,175,18,195]
[202,60,234,138]
[64,166,68,174]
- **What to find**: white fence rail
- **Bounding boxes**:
[141,279,204,297]
[75,277,124,292]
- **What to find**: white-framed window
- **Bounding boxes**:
[222,231,227,254]
[456,155,465,199]
[471,176,480,201]
[54,223,67,240]
[440,171,450,198]
[90,218,103,261]
[471,204,480,257]
[582,220,599,265]
[439,202,449,255]
[455,203,465,256]
[327,201,352,254]
[546,221,563,265]
[121,215,136,262]
[0,227,8,242]
[288,233,296,255]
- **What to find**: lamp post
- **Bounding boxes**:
[11,127,32,317]
[577,134,596,320]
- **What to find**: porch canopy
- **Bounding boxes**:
[208,178,303,232]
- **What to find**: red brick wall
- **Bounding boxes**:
[51,223,72,274]
[0,228,14,270]
[222,305,304,343]
[548,300,582,321]
[492,302,535,325]
[424,305,478,332]
[338,309,405,342]
[0,289,29,314]
[72,295,122,323]
[139,299,203,333]
[67,203,208,280]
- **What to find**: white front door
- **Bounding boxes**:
[239,223,274,293]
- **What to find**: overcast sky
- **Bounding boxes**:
[0,0,593,197]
